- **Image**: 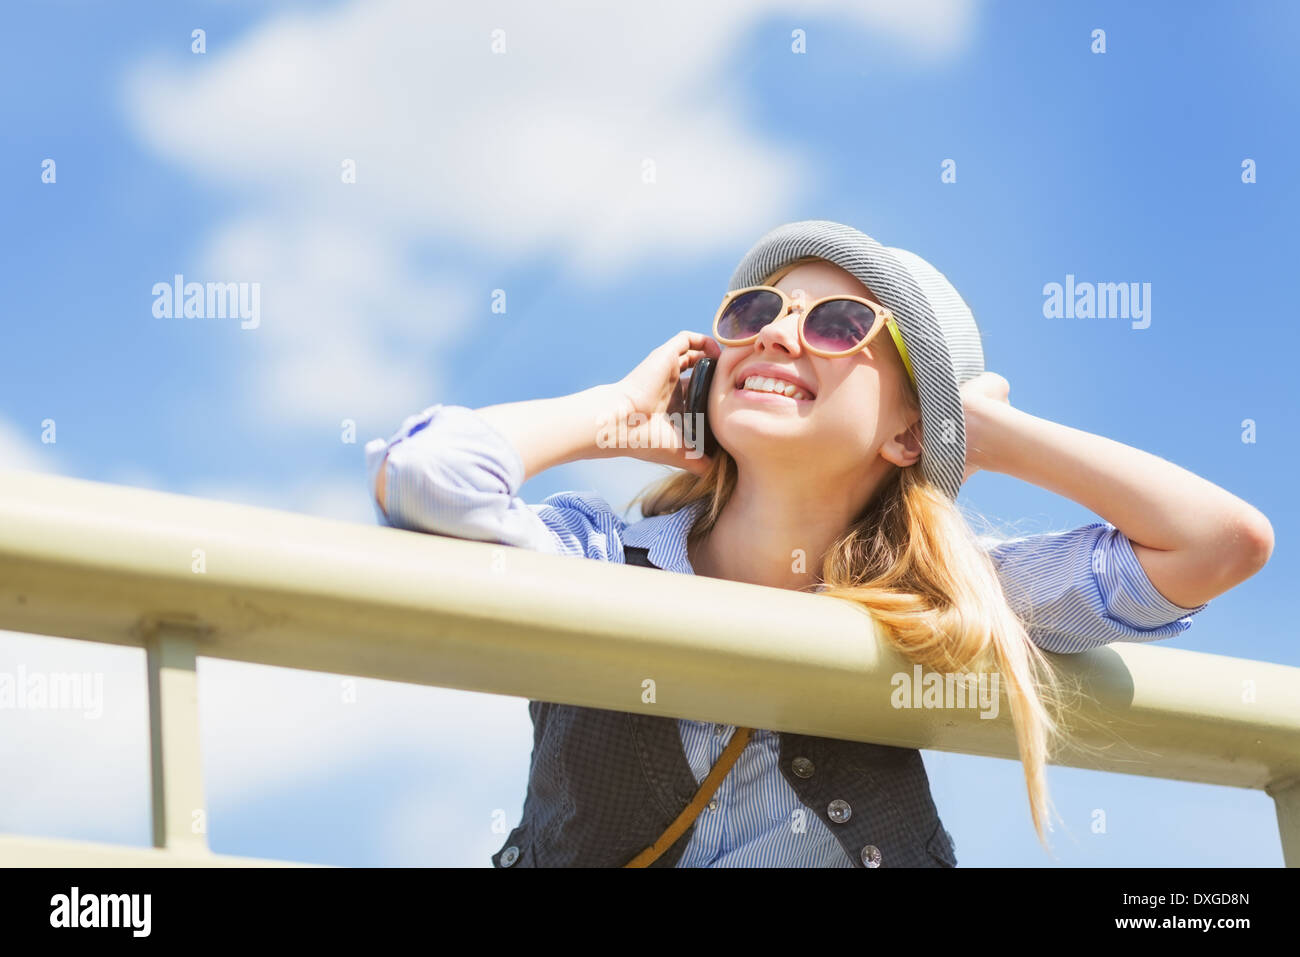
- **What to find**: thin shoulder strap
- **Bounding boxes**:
[624,725,753,867]
[620,541,754,867]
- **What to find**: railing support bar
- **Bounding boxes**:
[145,625,209,855]
[1266,775,1300,867]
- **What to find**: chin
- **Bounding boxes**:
[714,419,811,454]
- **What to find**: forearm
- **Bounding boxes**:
[473,384,619,483]
[972,400,1274,606]
[375,386,616,511]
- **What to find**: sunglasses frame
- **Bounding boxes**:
[712,285,897,358]
[712,259,919,386]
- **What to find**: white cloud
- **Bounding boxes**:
[0,632,148,845]
[196,216,472,430]
[843,0,978,56]
[195,660,533,823]
[0,418,56,474]
[125,1,802,271]
[123,0,977,429]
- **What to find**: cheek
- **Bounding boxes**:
[819,373,893,443]
[708,353,734,400]
[818,394,880,446]
[709,350,753,410]
[717,349,746,380]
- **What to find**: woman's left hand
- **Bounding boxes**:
[960,371,1011,483]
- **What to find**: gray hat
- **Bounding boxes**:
[727,219,985,499]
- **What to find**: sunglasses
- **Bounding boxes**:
[712,267,917,388]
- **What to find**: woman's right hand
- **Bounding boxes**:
[604,330,722,476]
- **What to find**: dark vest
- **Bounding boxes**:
[491,545,958,868]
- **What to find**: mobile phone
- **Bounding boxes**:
[684,356,718,457]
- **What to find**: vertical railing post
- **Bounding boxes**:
[1266,774,1300,867]
[145,624,209,855]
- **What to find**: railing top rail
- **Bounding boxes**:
[1,467,1297,792]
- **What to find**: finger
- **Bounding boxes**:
[677,348,713,372]
[665,330,719,360]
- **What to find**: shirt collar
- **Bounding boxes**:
[622,499,709,574]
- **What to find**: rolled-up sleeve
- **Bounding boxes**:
[981,522,1209,654]
[363,403,626,562]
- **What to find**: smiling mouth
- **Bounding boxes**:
[737,375,814,401]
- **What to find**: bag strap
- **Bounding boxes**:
[624,725,753,867]
[621,543,752,867]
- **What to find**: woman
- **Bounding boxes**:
[365,220,1273,867]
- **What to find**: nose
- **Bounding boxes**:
[754,304,802,355]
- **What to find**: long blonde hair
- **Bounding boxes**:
[628,265,1074,849]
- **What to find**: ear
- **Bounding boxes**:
[879,412,923,469]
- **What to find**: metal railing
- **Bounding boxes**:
[0,467,1296,866]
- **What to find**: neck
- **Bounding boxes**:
[688,458,890,591]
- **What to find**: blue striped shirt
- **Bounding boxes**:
[365,403,1208,867]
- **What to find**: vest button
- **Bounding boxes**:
[860,844,882,867]
[500,845,520,867]
[827,799,852,824]
[791,756,815,778]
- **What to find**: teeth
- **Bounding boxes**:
[743,375,810,401]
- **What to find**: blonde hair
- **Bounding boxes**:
[628,259,1074,850]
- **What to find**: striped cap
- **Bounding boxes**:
[727,220,984,500]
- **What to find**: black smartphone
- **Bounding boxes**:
[684,356,717,457]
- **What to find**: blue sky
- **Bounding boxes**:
[1,0,1296,866]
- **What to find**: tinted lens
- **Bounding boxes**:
[803,299,880,353]
[717,289,783,341]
